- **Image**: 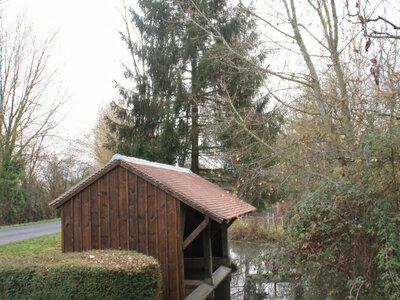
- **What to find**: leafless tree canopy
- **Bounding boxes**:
[0,14,64,179]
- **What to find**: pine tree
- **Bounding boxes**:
[107,0,265,171]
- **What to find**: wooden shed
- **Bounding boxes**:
[49,154,255,300]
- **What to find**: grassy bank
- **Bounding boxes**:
[0,218,60,230]
[228,217,283,242]
[0,233,61,257]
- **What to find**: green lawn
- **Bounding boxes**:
[0,218,60,230]
[0,233,61,257]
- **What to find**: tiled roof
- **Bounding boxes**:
[49,154,255,223]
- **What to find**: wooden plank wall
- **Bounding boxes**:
[60,165,183,300]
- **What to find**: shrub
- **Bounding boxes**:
[0,250,161,300]
[285,131,400,299]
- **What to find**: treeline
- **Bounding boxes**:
[98,0,400,299]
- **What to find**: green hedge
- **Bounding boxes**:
[0,250,161,300]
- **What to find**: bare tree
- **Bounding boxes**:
[0,14,64,179]
[349,0,400,40]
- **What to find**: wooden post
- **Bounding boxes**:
[221,222,229,260]
[202,221,213,286]
[215,222,231,300]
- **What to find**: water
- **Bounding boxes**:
[229,240,295,300]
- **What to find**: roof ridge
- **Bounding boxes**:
[111,154,192,173]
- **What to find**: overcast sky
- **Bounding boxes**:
[4,0,130,143]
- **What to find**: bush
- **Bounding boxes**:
[0,250,161,300]
[284,131,400,299]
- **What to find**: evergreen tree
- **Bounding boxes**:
[107,0,265,172]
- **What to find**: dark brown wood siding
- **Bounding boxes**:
[60,165,183,300]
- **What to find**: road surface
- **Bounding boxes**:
[0,221,61,245]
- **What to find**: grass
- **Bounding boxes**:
[0,233,61,257]
[228,217,283,242]
[0,218,60,230]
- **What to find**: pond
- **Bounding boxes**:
[229,240,295,300]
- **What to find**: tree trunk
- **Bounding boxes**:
[191,56,199,174]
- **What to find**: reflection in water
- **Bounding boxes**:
[229,241,294,300]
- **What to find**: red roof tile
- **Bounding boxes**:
[49,155,255,223]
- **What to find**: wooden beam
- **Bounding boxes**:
[184,280,203,288]
[183,217,209,250]
[185,266,232,300]
[227,218,236,229]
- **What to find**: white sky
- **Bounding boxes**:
[4,0,130,143]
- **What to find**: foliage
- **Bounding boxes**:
[218,103,284,209]
[285,130,400,299]
[0,153,26,224]
[0,250,161,300]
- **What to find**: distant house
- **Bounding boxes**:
[49,154,255,300]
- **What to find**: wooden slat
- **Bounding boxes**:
[145,181,148,254]
[88,186,92,249]
[128,172,137,250]
[119,166,128,250]
[98,179,102,249]
[109,168,119,249]
[181,205,186,239]
[157,189,168,299]
[107,173,111,249]
[90,181,99,249]
[81,188,90,251]
[71,200,74,250]
[73,195,82,251]
[183,217,209,250]
[61,206,64,252]
[176,201,184,300]
[155,190,158,256]
[125,168,129,250]
[147,183,157,258]
[185,266,232,300]
[63,202,73,252]
[135,175,139,249]
[99,174,109,249]
[167,194,178,300]
[137,177,146,253]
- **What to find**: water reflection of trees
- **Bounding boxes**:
[230,241,294,300]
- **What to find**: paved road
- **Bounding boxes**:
[0,221,61,245]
